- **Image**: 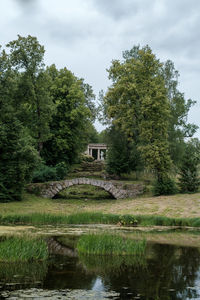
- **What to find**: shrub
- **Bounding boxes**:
[32,162,68,183]
[81,154,95,162]
[178,140,200,193]
[153,175,177,196]
[55,162,69,180]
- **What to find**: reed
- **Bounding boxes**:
[77,233,146,255]
[0,236,48,262]
[0,212,200,228]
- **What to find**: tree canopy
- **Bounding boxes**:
[101,45,198,193]
[0,35,97,201]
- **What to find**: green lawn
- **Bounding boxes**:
[0,186,200,219]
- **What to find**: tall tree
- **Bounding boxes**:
[6,35,54,154]
[178,139,200,193]
[104,45,172,183]
[161,60,198,166]
[106,126,141,176]
[42,65,94,165]
[0,46,39,201]
[0,118,40,202]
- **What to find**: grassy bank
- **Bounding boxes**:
[0,236,48,262]
[0,212,200,227]
[0,191,200,228]
[0,192,200,218]
[77,233,146,255]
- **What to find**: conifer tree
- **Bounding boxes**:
[178,140,200,193]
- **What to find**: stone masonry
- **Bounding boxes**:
[28,178,144,200]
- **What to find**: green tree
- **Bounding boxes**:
[0,118,39,202]
[85,123,99,143]
[98,129,109,143]
[161,60,198,166]
[104,45,172,184]
[178,139,200,193]
[0,45,40,201]
[42,65,93,166]
[6,35,54,154]
[106,126,141,176]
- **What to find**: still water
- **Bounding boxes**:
[1,234,200,299]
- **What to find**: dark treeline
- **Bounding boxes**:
[0,35,98,202]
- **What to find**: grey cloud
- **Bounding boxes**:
[14,0,39,12]
[91,0,150,19]
[1,0,200,136]
[15,0,37,6]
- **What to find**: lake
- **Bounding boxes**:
[0,226,200,299]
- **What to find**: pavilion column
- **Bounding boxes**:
[97,148,100,160]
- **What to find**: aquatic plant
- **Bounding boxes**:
[77,233,146,255]
[0,212,200,228]
[0,236,48,262]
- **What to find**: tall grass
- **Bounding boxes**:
[0,236,48,262]
[0,212,200,227]
[77,233,146,255]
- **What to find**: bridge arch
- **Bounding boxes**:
[41,178,120,199]
[27,177,144,200]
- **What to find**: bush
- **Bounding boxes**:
[32,162,68,183]
[0,118,40,202]
[81,154,95,162]
[54,162,69,180]
[178,140,200,193]
[153,175,177,196]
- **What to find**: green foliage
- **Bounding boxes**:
[0,36,96,201]
[98,129,108,143]
[119,215,138,226]
[153,175,177,196]
[77,233,146,255]
[162,60,198,166]
[103,45,172,180]
[42,65,94,166]
[0,118,40,202]
[6,35,55,153]
[178,139,200,193]
[0,236,48,262]
[106,126,142,176]
[32,162,68,183]
[101,45,198,181]
[85,122,99,143]
[57,184,112,200]
[81,154,95,162]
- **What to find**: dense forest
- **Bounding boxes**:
[0,36,199,202]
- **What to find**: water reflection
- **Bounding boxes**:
[1,242,200,299]
[92,277,105,292]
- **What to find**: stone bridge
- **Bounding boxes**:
[28,178,144,200]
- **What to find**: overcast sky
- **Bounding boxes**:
[1,0,200,136]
